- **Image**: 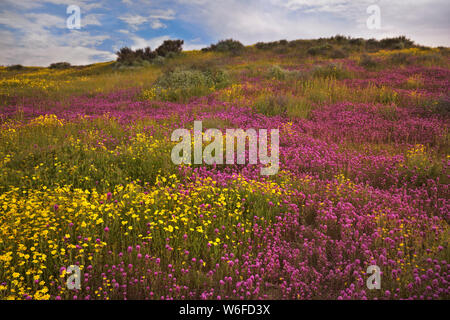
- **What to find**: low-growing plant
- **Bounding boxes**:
[49,62,71,69]
[359,54,378,69]
[307,43,332,56]
[329,48,348,59]
[253,94,313,119]
[6,64,24,71]
[415,53,445,66]
[434,94,450,115]
[389,52,412,65]
[268,65,288,80]
[202,39,245,55]
[147,69,231,102]
[254,94,290,116]
[405,74,424,89]
[311,63,350,79]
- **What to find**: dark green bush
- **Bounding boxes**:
[254,95,290,116]
[349,38,364,46]
[49,62,71,69]
[116,40,182,65]
[312,63,350,79]
[435,95,450,115]
[307,43,332,56]
[365,36,415,52]
[7,64,24,71]
[202,39,245,54]
[359,54,378,69]
[389,52,412,65]
[155,40,184,57]
[329,48,348,59]
[330,35,348,44]
[153,69,231,102]
[379,36,414,50]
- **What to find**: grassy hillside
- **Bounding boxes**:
[0,37,449,300]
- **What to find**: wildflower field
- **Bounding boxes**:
[0,40,449,300]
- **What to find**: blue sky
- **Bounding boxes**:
[0,0,449,66]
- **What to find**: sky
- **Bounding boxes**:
[0,0,449,66]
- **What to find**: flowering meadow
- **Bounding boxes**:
[0,43,449,300]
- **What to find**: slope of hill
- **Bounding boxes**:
[0,37,449,300]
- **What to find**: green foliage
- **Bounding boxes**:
[254,94,312,119]
[329,48,348,59]
[359,54,378,69]
[389,52,412,65]
[415,53,444,66]
[254,94,291,116]
[155,40,184,57]
[202,39,245,54]
[307,43,332,56]
[434,95,450,115]
[311,63,351,79]
[116,40,183,66]
[268,65,288,80]
[6,64,24,71]
[151,69,231,102]
[49,62,71,69]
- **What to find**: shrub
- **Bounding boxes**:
[359,54,378,69]
[255,40,289,50]
[379,36,414,50]
[349,38,364,46]
[268,65,288,80]
[151,56,166,66]
[6,64,24,71]
[286,96,313,119]
[116,47,138,65]
[331,35,348,44]
[203,39,245,54]
[329,48,348,59]
[143,47,157,60]
[312,63,350,79]
[435,95,450,115]
[405,74,424,89]
[116,41,182,65]
[307,43,332,56]
[415,53,444,66]
[150,69,231,102]
[364,36,415,52]
[389,52,412,65]
[155,40,184,57]
[49,62,71,69]
[254,94,290,116]
[254,94,313,119]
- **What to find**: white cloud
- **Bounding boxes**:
[129,34,207,51]
[82,14,103,27]
[176,0,450,46]
[129,34,171,50]
[151,20,166,29]
[119,14,148,28]
[119,9,175,31]
[0,10,112,66]
[1,0,449,66]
